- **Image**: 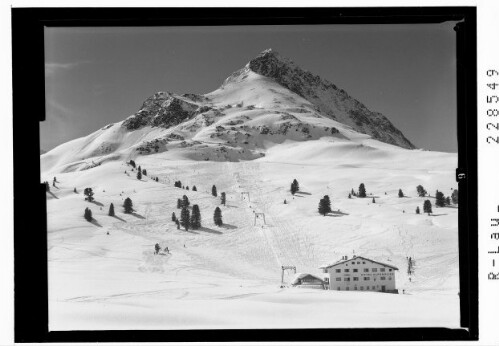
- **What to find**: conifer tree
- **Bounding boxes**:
[142,169,147,176]
[84,188,94,202]
[74,187,77,193]
[423,200,432,215]
[445,196,451,205]
[416,206,420,214]
[451,189,459,204]
[372,197,376,203]
[318,198,331,216]
[137,169,142,180]
[172,212,176,221]
[358,183,366,198]
[348,193,352,199]
[221,192,226,205]
[129,160,136,168]
[186,186,189,190]
[180,206,190,231]
[290,179,299,195]
[435,191,445,207]
[124,197,133,214]
[156,177,159,182]
[212,185,218,197]
[214,207,223,226]
[416,185,427,197]
[108,203,115,216]
[177,198,182,209]
[398,189,404,198]
[323,195,331,211]
[351,188,355,196]
[84,207,92,221]
[176,219,180,229]
[190,204,201,229]
[182,195,190,208]
[192,186,197,191]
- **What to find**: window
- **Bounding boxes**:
[381,277,386,280]
[336,269,341,273]
[372,286,375,290]
[354,286,357,290]
[351,262,355,264]
[337,287,340,291]
[380,268,385,272]
[389,269,393,272]
[364,268,369,272]
[357,261,360,264]
[324,278,329,283]
[366,286,369,290]
[344,278,351,281]
[360,286,364,290]
[353,277,359,281]
[389,277,392,280]
[346,287,350,291]
[364,277,370,281]
[353,269,358,272]
[362,262,365,264]
[336,278,341,281]
[344,269,350,273]
[372,268,377,272]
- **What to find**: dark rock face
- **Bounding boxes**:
[247,49,415,149]
[122,92,199,130]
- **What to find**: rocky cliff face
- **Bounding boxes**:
[246,49,415,149]
[122,92,200,130]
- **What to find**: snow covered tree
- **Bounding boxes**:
[84,207,92,221]
[416,206,420,214]
[172,212,176,221]
[138,165,141,173]
[84,188,94,202]
[192,186,197,191]
[348,193,352,199]
[318,198,331,216]
[451,189,459,204]
[136,169,142,180]
[182,195,190,208]
[129,160,136,168]
[445,196,451,205]
[177,198,182,209]
[351,188,355,196]
[175,219,180,229]
[190,204,201,230]
[221,192,226,205]
[154,243,161,254]
[174,181,181,188]
[180,206,190,231]
[142,169,147,176]
[124,197,133,214]
[398,189,404,198]
[155,177,159,182]
[108,203,115,216]
[423,200,432,215]
[212,185,218,197]
[186,186,189,190]
[214,207,223,226]
[290,179,299,195]
[416,185,427,197]
[73,187,77,193]
[435,191,445,207]
[358,183,366,198]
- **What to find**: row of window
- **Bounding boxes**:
[335,276,391,281]
[337,285,383,291]
[335,267,392,273]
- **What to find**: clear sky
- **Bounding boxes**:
[42,23,458,152]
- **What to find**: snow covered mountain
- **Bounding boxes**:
[41,49,459,331]
[42,49,415,173]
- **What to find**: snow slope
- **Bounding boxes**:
[43,138,459,330]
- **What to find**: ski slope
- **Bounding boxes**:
[43,137,460,330]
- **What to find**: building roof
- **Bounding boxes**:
[319,255,399,271]
[291,273,324,285]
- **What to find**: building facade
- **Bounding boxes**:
[320,255,398,293]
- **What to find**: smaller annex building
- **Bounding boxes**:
[291,273,325,289]
[320,255,398,293]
